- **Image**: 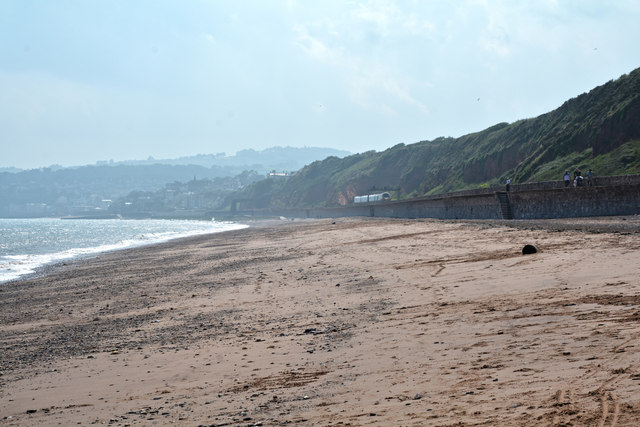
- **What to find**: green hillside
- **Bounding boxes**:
[235,68,640,209]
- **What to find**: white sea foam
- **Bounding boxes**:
[0,219,247,284]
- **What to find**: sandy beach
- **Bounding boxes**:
[1,216,640,426]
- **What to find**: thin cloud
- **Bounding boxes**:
[202,33,216,44]
[293,14,429,117]
[292,24,334,63]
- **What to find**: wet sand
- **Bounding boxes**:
[1,216,640,426]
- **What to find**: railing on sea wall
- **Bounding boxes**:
[415,174,640,198]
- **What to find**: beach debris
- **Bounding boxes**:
[522,244,538,255]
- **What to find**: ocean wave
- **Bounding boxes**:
[0,219,247,284]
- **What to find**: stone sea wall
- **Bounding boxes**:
[509,184,640,219]
[270,174,640,220]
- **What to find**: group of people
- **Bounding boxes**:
[563,168,594,187]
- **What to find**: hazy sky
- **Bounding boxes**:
[2,0,640,169]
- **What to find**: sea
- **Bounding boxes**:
[0,218,248,284]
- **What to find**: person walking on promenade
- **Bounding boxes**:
[587,169,594,186]
[506,177,511,192]
[563,171,571,187]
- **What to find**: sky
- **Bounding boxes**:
[2,0,640,169]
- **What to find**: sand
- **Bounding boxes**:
[1,216,640,426]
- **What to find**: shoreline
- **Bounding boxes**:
[1,216,640,425]
[0,218,251,286]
